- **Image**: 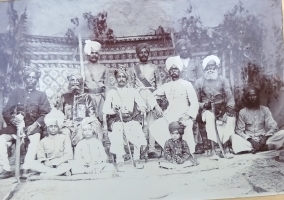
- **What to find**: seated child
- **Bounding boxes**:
[30,109,73,176]
[159,121,199,170]
[71,117,115,174]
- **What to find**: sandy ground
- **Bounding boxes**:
[2,150,283,200]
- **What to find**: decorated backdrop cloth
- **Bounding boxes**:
[24,35,215,103]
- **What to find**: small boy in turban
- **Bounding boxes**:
[70,117,115,174]
[159,121,199,170]
[30,109,73,176]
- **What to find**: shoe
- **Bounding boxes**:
[134,161,144,169]
[209,155,219,160]
[21,169,38,178]
[194,149,205,154]
[148,152,158,159]
[0,170,13,179]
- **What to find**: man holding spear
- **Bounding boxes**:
[195,55,235,160]
[102,65,147,170]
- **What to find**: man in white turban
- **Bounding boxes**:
[28,109,73,176]
[195,55,235,160]
[148,56,199,155]
[84,40,110,124]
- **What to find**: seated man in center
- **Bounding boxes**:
[102,65,147,170]
[58,73,101,146]
[149,57,199,155]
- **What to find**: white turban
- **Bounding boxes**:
[202,55,220,69]
[84,40,101,55]
[44,108,65,128]
[165,56,184,71]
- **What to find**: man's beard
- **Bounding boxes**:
[69,85,83,94]
[245,98,261,109]
[204,70,218,80]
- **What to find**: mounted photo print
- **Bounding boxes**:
[0,0,284,200]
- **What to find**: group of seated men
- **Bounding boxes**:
[0,39,284,179]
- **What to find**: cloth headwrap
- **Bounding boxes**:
[114,65,128,78]
[67,73,83,84]
[166,56,183,71]
[84,40,101,55]
[22,66,41,79]
[202,55,220,69]
[136,43,150,55]
[168,121,183,134]
[175,39,190,52]
[44,108,65,128]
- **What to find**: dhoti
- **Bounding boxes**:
[108,121,147,163]
[202,110,236,144]
[231,130,284,154]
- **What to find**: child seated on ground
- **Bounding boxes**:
[159,121,199,170]
[70,117,115,174]
[30,109,73,176]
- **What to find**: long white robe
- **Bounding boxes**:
[149,79,199,153]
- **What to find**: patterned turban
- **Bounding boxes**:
[84,40,101,55]
[166,56,183,71]
[114,65,128,78]
[175,39,190,52]
[67,73,83,84]
[168,121,184,134]
[136,43,150,55]
[44,108,65,128]
[22,66,41,79]
[202,55,220,69]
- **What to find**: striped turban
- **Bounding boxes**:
[22,66,41,79]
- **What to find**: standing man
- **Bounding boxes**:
[175,39,203,84]
[231,86,284,154]
[129,43,163,159]
[149,57,199,154]
[84,40,110,123]
[102,66,147,170]
[0,66,50,178]
[175,39,204,152]
[58,73,101,145]
[195,55,235,160]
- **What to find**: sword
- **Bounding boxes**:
[210,95,227,159]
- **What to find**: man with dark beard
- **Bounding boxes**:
[175,39,204,153]
[0,66,50,179]
[58,73,101,145]
[231,86,284,154]
[128,43,163,159]
[195,55,235,160]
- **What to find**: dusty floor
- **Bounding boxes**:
[2,150,283,200]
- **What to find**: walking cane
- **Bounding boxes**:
[118,109,135,167]
[210,96,227,159]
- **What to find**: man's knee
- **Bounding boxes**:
[202,111,215,122]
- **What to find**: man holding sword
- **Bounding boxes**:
[195,55,235,160]
[128,43,163,159]
[0,66,50,179]
[102,65,148,170]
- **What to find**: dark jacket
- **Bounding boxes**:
[0,88,51,135]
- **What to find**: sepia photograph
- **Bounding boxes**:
[0,0,284,199]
